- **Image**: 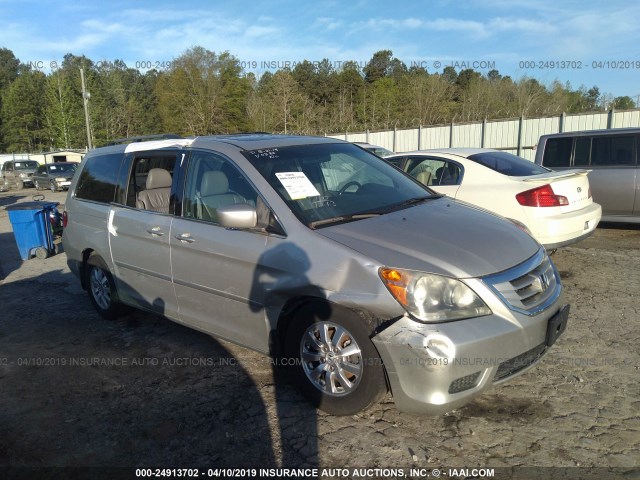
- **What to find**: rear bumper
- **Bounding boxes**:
[532,202,602,248]
[543,228,596,250]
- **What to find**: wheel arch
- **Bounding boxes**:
[79,248,95,290]
[273,296,389,359]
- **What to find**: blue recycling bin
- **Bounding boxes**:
[6,201,59,260]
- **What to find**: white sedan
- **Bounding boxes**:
[385,148,602,249]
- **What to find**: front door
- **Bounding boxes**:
[170,150,270,352]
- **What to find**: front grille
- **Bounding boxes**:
[483,249,561,315]
[494,343,546,381]
[448,371,482,394]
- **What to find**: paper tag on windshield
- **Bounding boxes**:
[275,172,320,200]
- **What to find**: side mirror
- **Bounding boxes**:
[217,203,258,229]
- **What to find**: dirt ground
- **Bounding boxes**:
[0,188,638,480]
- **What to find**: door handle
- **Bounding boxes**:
[147,227,164,236]
[175,233,195,243]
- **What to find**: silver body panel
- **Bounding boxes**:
[536,129,639,223]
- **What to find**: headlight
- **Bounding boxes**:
[379,268,492,322]
[19,173,27,178]
[55,177,66,182]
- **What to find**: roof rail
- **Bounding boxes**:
[106,134,183,146]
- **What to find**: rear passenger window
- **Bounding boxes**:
[75,154,121,203]
[574,138,590,166]
[591,136,635,166]
[543,138,572,167]
[126,154,178,209]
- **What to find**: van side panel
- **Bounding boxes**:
[537,130,639,221]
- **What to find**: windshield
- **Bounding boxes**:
[14,161,39,170]
[48,163,77,174]
[244,143,434,227]
[467,151,550,176]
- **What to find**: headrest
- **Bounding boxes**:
[201,171,229,196]
[146,168,172,189]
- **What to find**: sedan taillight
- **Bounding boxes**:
[516,184,568,207]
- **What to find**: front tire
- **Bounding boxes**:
[284,302,387,415]
[49,180,57,192]
[35,180,41,191]
[85,255,122,320]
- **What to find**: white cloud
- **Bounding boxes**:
[245,25,281,38]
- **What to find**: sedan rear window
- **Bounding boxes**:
[467,151,549,176]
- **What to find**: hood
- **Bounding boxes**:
[317,197,540,279]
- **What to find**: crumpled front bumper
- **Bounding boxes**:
[371,301,567,415]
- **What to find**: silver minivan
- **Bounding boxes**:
[536,128,639,223]
[63,134,569,415]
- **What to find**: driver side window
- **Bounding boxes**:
[321,153,394,192]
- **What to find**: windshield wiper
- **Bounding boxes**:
[402,194,443,205]
[309,213,381,229]
[380,194,443,213]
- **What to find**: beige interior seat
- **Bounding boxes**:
[199,171,246,222]
[136,168,172,213]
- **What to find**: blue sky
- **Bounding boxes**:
[1,0,639,100]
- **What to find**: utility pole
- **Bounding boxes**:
[80,67,93,150]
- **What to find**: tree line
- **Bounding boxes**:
[0,47,636,153]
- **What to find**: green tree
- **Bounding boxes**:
[613,96,635,110]
[155,47,250,135]
[46,54,95,149]
[363,50,406,83]
[397,70,453,125]
[45,68,80,149]
[0,48,21,150]
[2,68,48,151]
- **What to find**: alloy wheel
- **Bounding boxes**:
[300,321,363,396]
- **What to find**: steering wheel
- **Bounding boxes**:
[338,181,362,195]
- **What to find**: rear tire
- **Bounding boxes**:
[284,302,387,415]
[85,255,122,320]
